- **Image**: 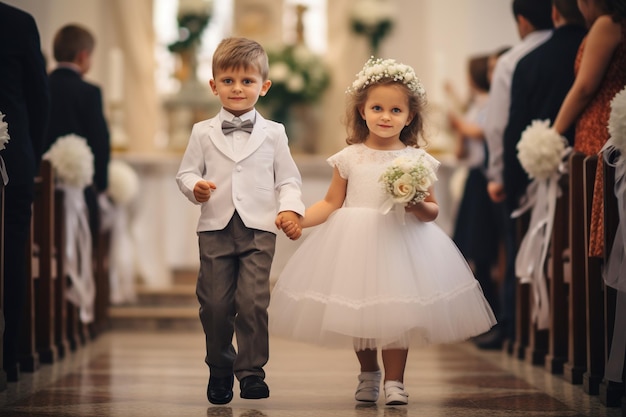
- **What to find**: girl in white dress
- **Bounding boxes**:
[271,58,496,406]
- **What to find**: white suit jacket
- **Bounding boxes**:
[176,110,305,234]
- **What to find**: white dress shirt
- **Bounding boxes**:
[220,108,255,156]
[484,29,553,184]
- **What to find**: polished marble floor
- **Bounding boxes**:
[0,331,622,417]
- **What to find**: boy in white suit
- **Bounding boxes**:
[176,37,304,405]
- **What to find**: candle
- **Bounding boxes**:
[109,47,124,103]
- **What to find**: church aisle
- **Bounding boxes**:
[0,331,620,417]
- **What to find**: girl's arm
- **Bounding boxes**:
[406,186,439,222]
[301,167,347,228]
[553,15,622,134]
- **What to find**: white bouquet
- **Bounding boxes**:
[517,119,568,180]
[44,134,94,188]
[379,154,437,207]
[107,159,139,206]
[608,86,626,156]
[0,111,9,151]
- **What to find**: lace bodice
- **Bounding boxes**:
[327,143,440,209]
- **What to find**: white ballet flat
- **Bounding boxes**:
[355,370,381,402]
[384,380,408,405]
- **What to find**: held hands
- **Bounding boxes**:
[275,211,302,241]
[193,180,216,203]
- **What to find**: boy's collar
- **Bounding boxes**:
[56,62,83,76]
[220,108,256,123]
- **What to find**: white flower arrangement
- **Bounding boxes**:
[264,44,330,123]
[608,86,626,156]
[107,159,139,206]
[0,111,9,151]
[517,119,568,180]
[44,134,94,188]
[379,154,437,206]
[349,57,426,104]
[350,0,395,56]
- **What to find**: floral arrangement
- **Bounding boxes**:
[350,0,395,57]
[349,57,426,104]
[107,160,139,206]
[263,44,330,123]
[517,119,568,180]
[44,134,94,188]
[168,0,212,53]
[379,154,438,206]
[608,86,626,156]
[0,111,9,151]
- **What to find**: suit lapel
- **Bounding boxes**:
[208,118,235,161]
[237,114,268,162]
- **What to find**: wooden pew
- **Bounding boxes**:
[513,216,530,360]
[62,190,87,352]
[90,223,111,338]
[19,163,52,373]
[525,304,549,365]
[31,160,58,364]
[582,154,605,395]
[516,209,547,366]
[545,175,569,374]
[563,152,588,384]
[53,189,69,358]
[599,158,625,407]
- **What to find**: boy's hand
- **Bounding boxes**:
[193,180,216,203]
[275,211,302,240]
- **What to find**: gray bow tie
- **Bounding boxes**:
[222,118,254,135]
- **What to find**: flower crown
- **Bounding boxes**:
[348,57,426,102]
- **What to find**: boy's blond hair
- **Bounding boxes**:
[211,37,269,80]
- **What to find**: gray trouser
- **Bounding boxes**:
[197,211,276,381]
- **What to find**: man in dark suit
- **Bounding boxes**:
[503,0,587,212]
[45,24,110,236]
[0,1,50,382]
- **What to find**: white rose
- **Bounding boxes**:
[413,173,432,192]
[393,173,416,203]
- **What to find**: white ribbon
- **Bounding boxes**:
[0,155,8,185]
[379,198,406,225]
[511,147,570,330]
[601,143,626,292]
[60,185,95,323]
[108,205,137,304]
[512,177,558,330]
[601,142,626,383]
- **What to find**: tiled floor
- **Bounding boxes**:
[0,331,622,417]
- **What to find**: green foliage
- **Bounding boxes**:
[168,12,210,53]
[261,44,331,123]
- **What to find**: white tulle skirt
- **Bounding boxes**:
[269,207,496,350]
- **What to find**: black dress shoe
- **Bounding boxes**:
[207,375,234,405]
[240,375,269,399]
